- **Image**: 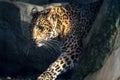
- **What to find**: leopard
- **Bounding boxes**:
[30,0,103,80]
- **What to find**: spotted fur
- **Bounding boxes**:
[30,0,103,80]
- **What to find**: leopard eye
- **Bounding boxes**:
[38,26,44,31]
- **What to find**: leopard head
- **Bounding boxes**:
[30,7,71,47]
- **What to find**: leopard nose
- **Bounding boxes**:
[33,36,37,40]
[32,37,37,41]
[32,38,39,45]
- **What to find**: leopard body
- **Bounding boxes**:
[30,1,103,80]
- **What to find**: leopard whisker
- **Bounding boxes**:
[44,40,60,53]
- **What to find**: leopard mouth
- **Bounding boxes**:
[35,40,45,47]
[37,43,45,47]
[34,38,51,47]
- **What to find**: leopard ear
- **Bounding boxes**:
[30,7,40,17]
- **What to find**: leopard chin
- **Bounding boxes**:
[36,39,51,47]
[37,43,45,47]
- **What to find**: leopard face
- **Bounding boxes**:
[31,7,71,47]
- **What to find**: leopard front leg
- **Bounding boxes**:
[37,51,80,80]
[37,71,56,80]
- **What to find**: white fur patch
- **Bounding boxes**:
[37,43,44,47]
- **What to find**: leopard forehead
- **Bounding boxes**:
[31,7,71,45]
